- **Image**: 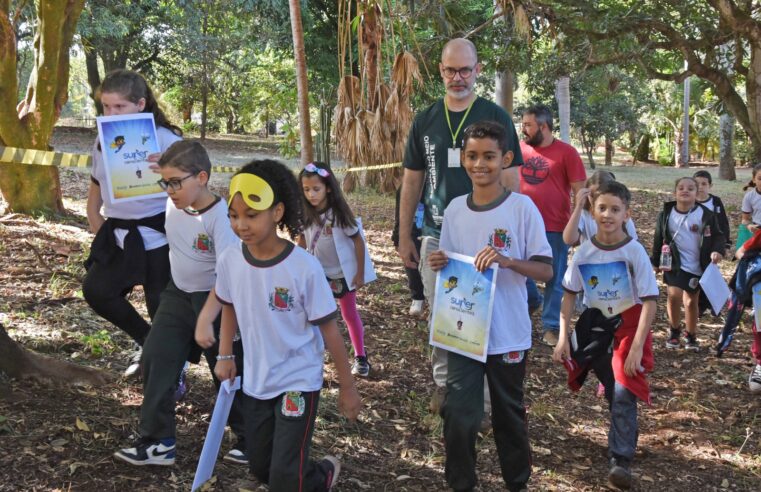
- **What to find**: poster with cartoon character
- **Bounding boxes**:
[429,251,498,362]
[96,113,162,203]
[577,261,635,317]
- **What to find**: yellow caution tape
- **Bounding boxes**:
[0,145,92,168]
[0,145,403,174]
[333,162,402,173]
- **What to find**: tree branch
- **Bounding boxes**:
[708,0,761,45]
[0,4,26,144]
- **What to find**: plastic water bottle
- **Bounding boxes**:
[660,244,672,271]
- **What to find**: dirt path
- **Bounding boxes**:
[0,152,759,490]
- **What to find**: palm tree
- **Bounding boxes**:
[288,0,314,164]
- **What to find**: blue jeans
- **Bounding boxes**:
[609,382,639,461]
[526,231,568,333]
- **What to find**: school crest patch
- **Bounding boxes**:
[269,287,294,311]
[489,228,511,251]
[193,233,214,253]
[503,351,525,364]
[281,391,306,417]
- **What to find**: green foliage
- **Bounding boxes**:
[79,329,115,357]
[278,122,300,159]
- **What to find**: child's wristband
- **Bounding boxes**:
[216,354,235,361]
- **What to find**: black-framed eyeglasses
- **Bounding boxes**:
[157,173,197,191]
[442,66,475,79]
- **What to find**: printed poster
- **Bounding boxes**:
[429,251,498,362]
[96,113,163,203]
[578,261,635,317]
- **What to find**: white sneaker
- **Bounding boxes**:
[749,364,761,394]
[124,344,142,378]
[113,437,176,466]
[409,299,424,317]
[322,455,341,490]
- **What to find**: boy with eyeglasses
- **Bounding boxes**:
[114,141,248,466]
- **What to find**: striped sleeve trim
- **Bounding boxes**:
[530,255,553,265]
[309,310,338,326]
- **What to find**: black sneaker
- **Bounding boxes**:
[351,355,371,377]
[608,456,632,490]
[684,332,700,352]
[665,328,681,349]
[114,437,176,466]
[321,455,341,490]
[223,439,248,465]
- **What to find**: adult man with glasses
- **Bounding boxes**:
[397,38,523,418]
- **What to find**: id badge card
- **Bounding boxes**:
[447,147,461,168]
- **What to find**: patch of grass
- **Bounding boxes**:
[79,329,116,357]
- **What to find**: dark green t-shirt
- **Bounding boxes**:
[402,97,523,237]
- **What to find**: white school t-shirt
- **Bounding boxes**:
[578,209,638,243]
[439,191,552,354]
[303,210,359,279]
[215,242,338,399]
[165,196,238,293]
[741,189,761,225]
[563,236,659,317]
[667,205,704,275]
[90,126,182,250]
[699,195,715,212]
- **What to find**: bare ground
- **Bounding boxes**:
[0,128,759,491]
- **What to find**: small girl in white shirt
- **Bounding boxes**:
[563,170,637,247]
[299,162,375,377]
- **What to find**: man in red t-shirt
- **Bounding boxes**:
[519,104,586,346]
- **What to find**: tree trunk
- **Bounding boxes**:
[678,74,690,167]
[289,0,314,164]
[674,127,688,168]
[719,112,736,180]
[496,69,514,116]
[605,136,613,166]
[83,40,103,116]
[0,324,110,386]
[634,133,650,162]
[0,0,85,214]
[200,5,209,141]
[747,43,761,161]
[556,76,570,142]
[580,129,595,168]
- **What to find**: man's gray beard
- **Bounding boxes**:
[446,87,472,100]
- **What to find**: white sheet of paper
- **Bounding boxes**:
[192,376,241,492]
[699,263,730,315]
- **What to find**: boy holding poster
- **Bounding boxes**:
[554,180,658,490]
[427,121,552,492]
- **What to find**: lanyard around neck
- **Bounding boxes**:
[671,205,696,242]
[444,97,476,147]
[309,213,329,254]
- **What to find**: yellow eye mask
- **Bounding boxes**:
[228,173,275,210]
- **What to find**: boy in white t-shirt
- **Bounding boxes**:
[214,160,361,491]
[428,121,552,492]
[114,141,245,466]
[555,181,658,490]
